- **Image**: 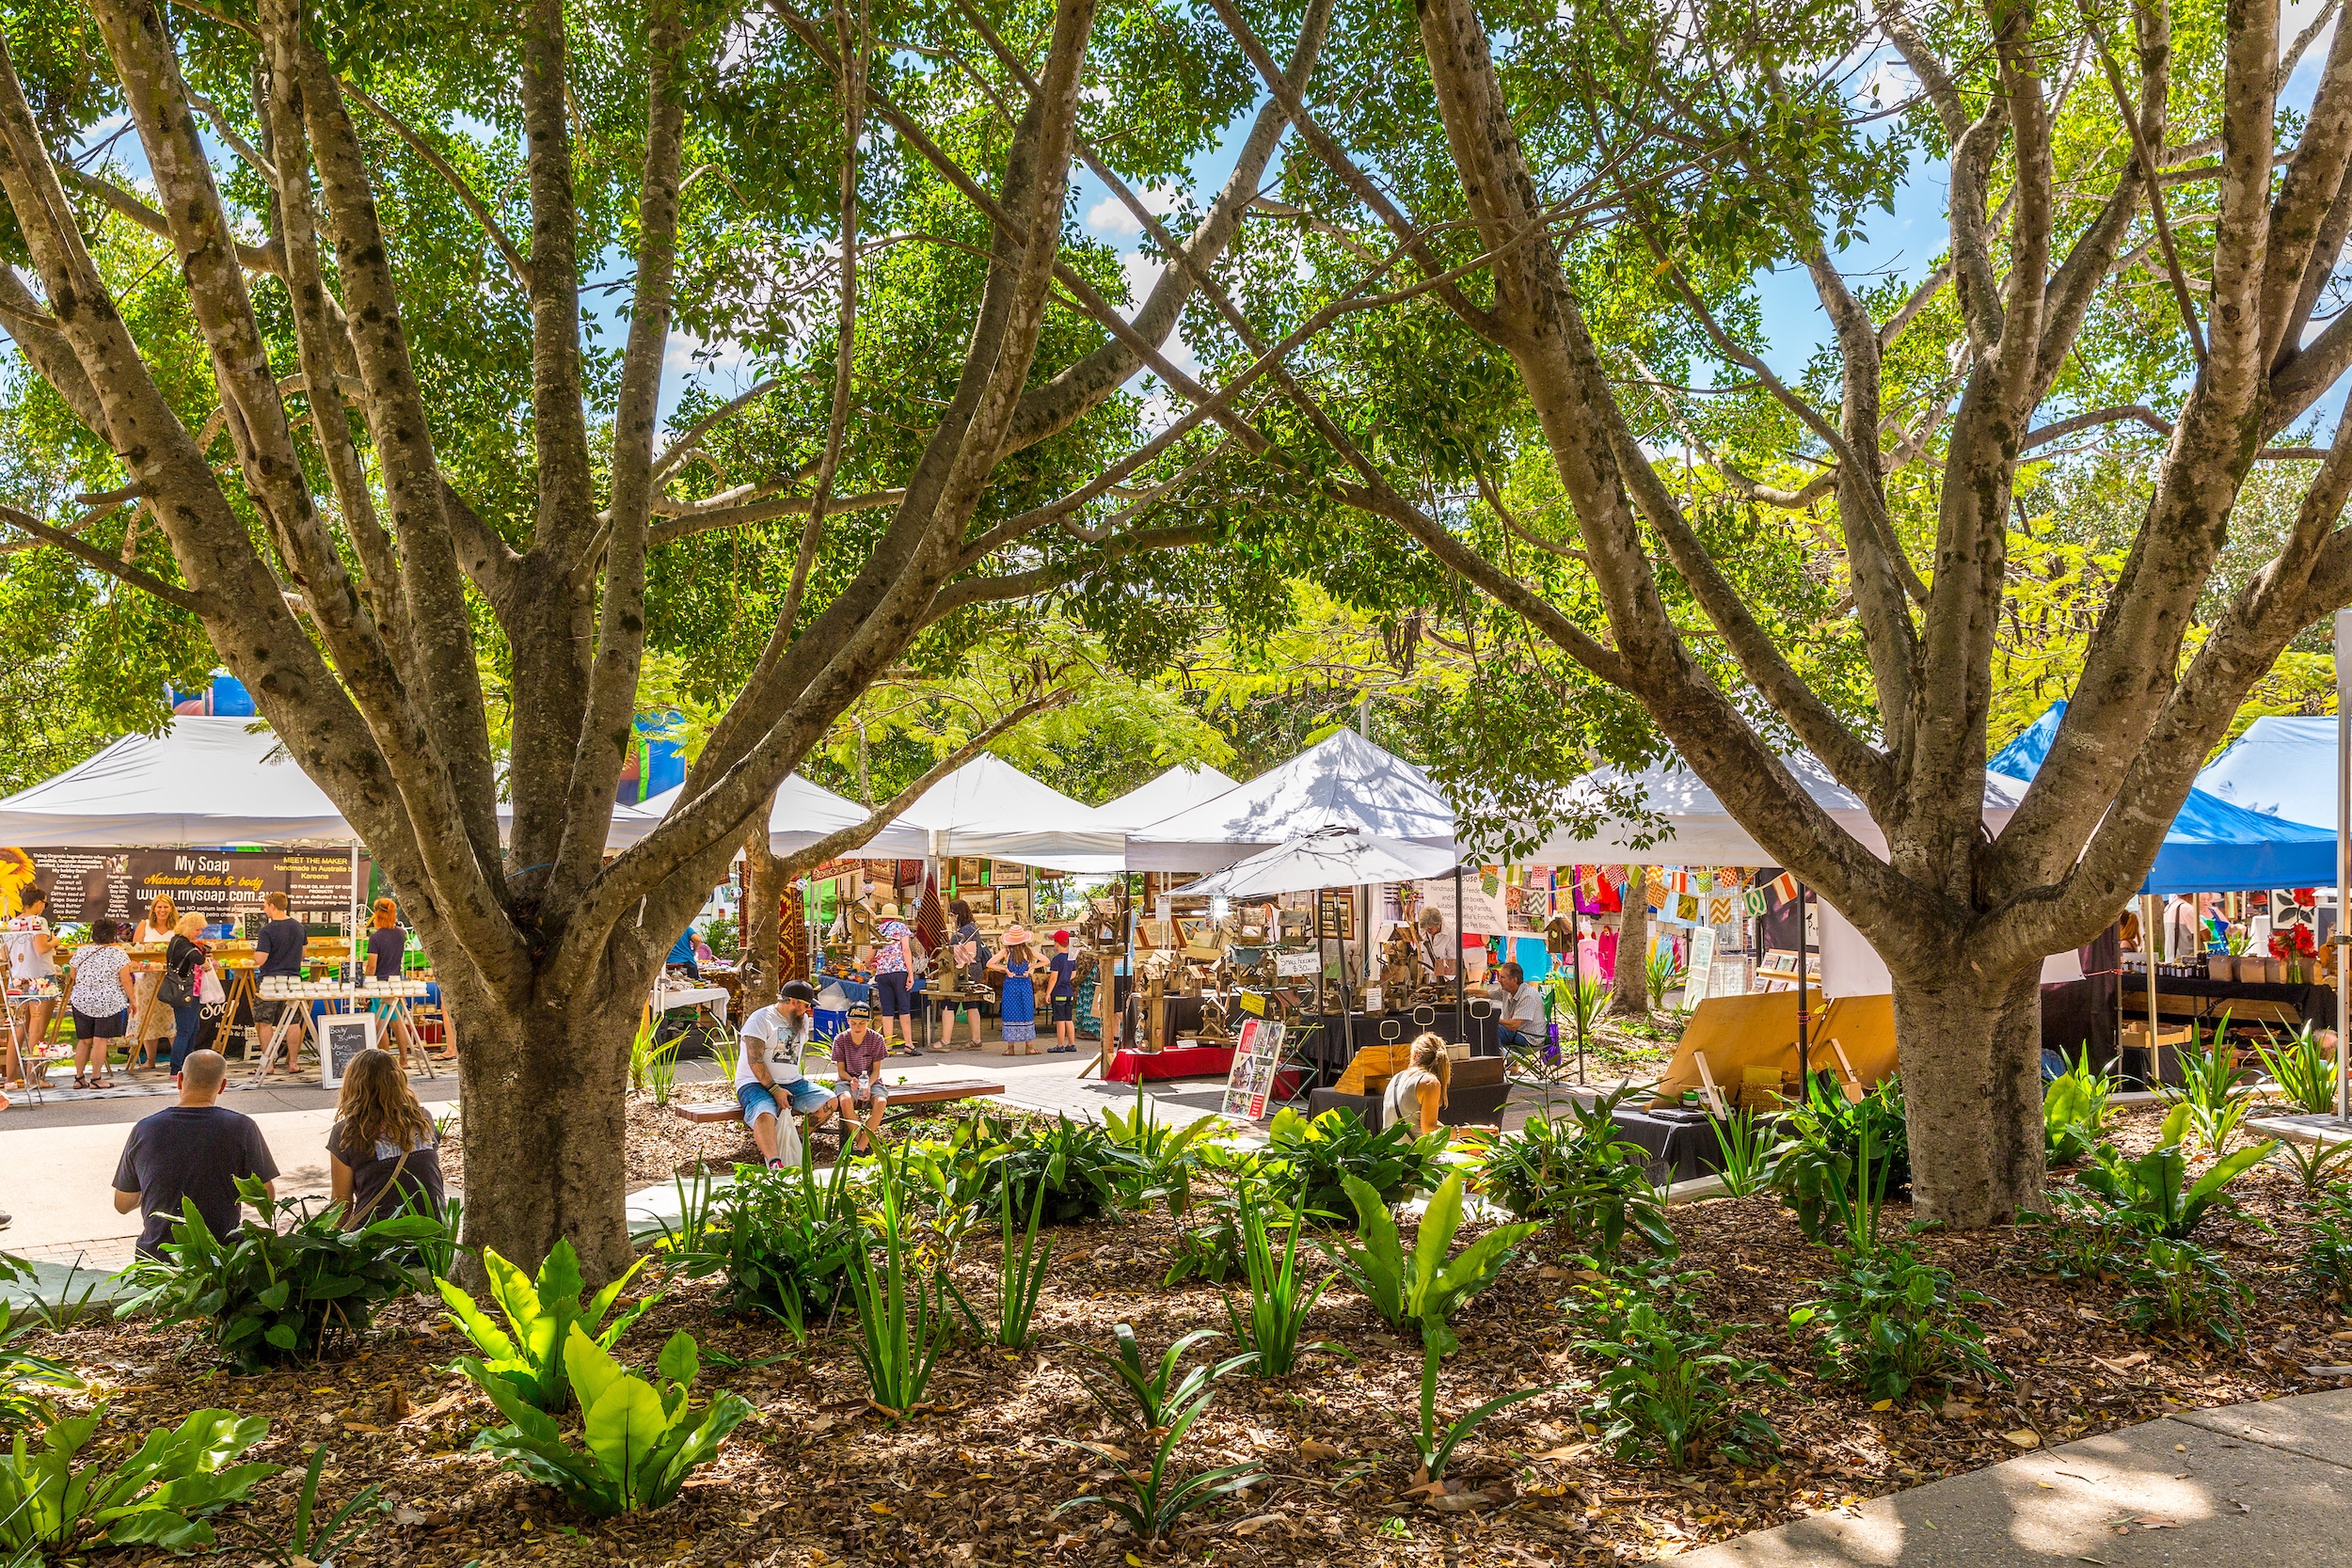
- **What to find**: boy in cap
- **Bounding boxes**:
[1046,931,1079,1053]
[830,1002,892,1155]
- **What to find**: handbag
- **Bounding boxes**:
[155,960,192,1007]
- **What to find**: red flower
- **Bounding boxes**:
[2296,924,2318,957]
[2272,932,2294,960]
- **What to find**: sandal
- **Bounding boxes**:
[94,1075,114,1089]
[72,1075,89,1090]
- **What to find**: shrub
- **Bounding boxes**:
[2117,1235,2250,1345]
[975,1113,1149,1227]
[472,1327,752,1514]
[2017,1187,2132,1281]
[1770,1074,1910,1244]
[2255,1025,2339,1116]
[2278,1137,2352,1194]
[1068,1324,1253,1432]
[1054,1397,1260,1543]
[442,1239,659,1412]
[1709,1108,1774,1198]
[0,1407,275,1557]
[2160,1022,2256,1155]
[1100,1101,1213,1216]
[1251,1106,1447,1218]
[2074,1123,2277,1241]
[1788,1245,2005,1404]
[665,1155,861,1338]
[230,1445,379,1568]
[2042,1050,2115,1166]
[943,1178,1052,1350]
[1322,1172,1536,1352]
[1575,1302,1782,1469]
[2295,1184,2352,1312]
[1407,1338,1546,1482]
[1472,1084,1675,1259]
[0,1302,81,1431]
[847,1146,954,1419]
[1222,1183,1340,1375]
[116,1180,446,1371]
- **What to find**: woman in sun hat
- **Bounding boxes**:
[987,924,1045,1055]
[870,901,919,1058]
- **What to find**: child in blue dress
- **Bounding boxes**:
[988,925,1046,1055]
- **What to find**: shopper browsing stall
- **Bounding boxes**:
[1046,930,1078,1054]
[871,901,919,1057]
[946,899,988,1048]
[66,916,134,1089]
[160,911,210,1079]
[989,925,1045,1055]
[3,886,58,1088]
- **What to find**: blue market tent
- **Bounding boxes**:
[1991,702,2336,894]
[2196,714,2336,829]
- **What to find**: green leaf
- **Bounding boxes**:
[656,1330,699,1387]
[582,1376,669,1502]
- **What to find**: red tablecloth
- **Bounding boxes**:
[1106,1043,1236,1084]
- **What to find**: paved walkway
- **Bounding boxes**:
[1677,1388,2352,1565]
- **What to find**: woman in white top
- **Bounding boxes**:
[1381,1033,1451,1135]
[127,894,180,1072]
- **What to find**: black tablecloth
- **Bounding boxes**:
[1292,1006,1501,1080]
[2122,974,2338,1028]
[1608,1106,1786,1184]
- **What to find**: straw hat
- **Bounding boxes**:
[880,902,901,919]
[1004,924,1032,946]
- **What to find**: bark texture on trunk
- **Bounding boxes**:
[740,811,783,1017]
[1611,865,1648,1015]
[443,967,644,1284]
[1890,965,2046,1227]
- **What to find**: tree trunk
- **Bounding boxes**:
[1890,965,2046,1227]
[1611,865,1648,1015]
[740,807,783,1017]
[443,967,644,1286]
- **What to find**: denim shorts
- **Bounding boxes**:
[738,1077,839,1127]
[872,970,912,1017]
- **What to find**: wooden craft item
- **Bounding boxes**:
[1692,1050,1729,1118]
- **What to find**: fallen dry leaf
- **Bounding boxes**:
[1298,1438,1342,1462]
[2003,1430,2041,1449]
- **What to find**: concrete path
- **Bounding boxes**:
[1676,1388,2352,1565]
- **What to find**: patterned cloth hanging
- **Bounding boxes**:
[780,883,810,982]
[914,869,947,956]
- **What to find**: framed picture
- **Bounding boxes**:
[320,1010,377,1089]
[1000,889,1030,924]
[994,863,1028,889]
[957,858,984,884]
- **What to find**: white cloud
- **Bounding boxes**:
[1085,185,1180,239]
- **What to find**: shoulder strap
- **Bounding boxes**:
[342,1145,415,1229]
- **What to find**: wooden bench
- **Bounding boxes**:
[669,1076,1008,1126]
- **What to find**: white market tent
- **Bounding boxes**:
[1523,752,2066,997]
[1127,730,1458,872]
[0,715,653,850]
[1179,825,1459,901]
[626,772,930,859]
[1093,764,1241,832]
[893,753,1126,873]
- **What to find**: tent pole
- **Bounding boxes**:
[1571,906,1585,1085]
[1795,883,1810,1087]
[2338,602,2350,1121]
[348,843,360,983]
[1454,863,1466,1049]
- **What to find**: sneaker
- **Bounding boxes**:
[1047,1043,1076,1053]
[0,1209,11,1228]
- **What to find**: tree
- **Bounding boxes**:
[1174,0,2352,1224]
[0,0,1336,1277]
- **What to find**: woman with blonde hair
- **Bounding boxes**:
[126,894,179,1073]
[1382,1032,1451,1135]
[327,1047,445,1222]
[160,911,210,1079]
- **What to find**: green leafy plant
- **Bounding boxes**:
[662,1153,860,1340]
[1406,1338,1546,1482]
[2278,1137,2352,1194]
[2160,1021,2256,1154]
[0,1255,105,1334]
[0,1303,81,1432]
[229,1445,378,1568]
[944,1177,1052,1349]
[1321,1172,1536,1352]
[2017,1187,2132,1281]
[974,1113,1149,1227]
[1068,1325,1254,1432]
[115,1180,446,1371]
[2117,1235,2250,1345]
[441,1239,658,1412]
[1470,1084,1676,1259]
[2257,1026,2342,1116]
[470,1327,753,1515]
[901,1114,1011,1250]
[1769,1073,1911,1244]
[2295,1184,2352,1312]
[1788,1245,2006,1404]
[847,1146,953,1419]
[1708,1107,1774,1197]
[0,1407,276,1557]
[1250,1106,1447,1218]
[2074,1125,2278,1241]
[1575,1302,1783,1469]
[1645,947,1684,1003]
[2042,1049,2116,1166]
[707,1025,741,1086]
[1054,1397,1260,1543]
[1222,1184,1341,1376]
[1100,1101,1213,1215]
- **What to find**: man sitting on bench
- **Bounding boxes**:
[735,980,836,1168]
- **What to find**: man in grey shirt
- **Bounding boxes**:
[112,1050,278,1257]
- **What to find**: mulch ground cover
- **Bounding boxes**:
[19,1101,2350,1567]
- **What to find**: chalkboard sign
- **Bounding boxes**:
[320,1012,377,1088]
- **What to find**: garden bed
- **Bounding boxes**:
[10,1103,2346,1567]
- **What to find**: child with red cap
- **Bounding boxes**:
[1046,930,1078,1053]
